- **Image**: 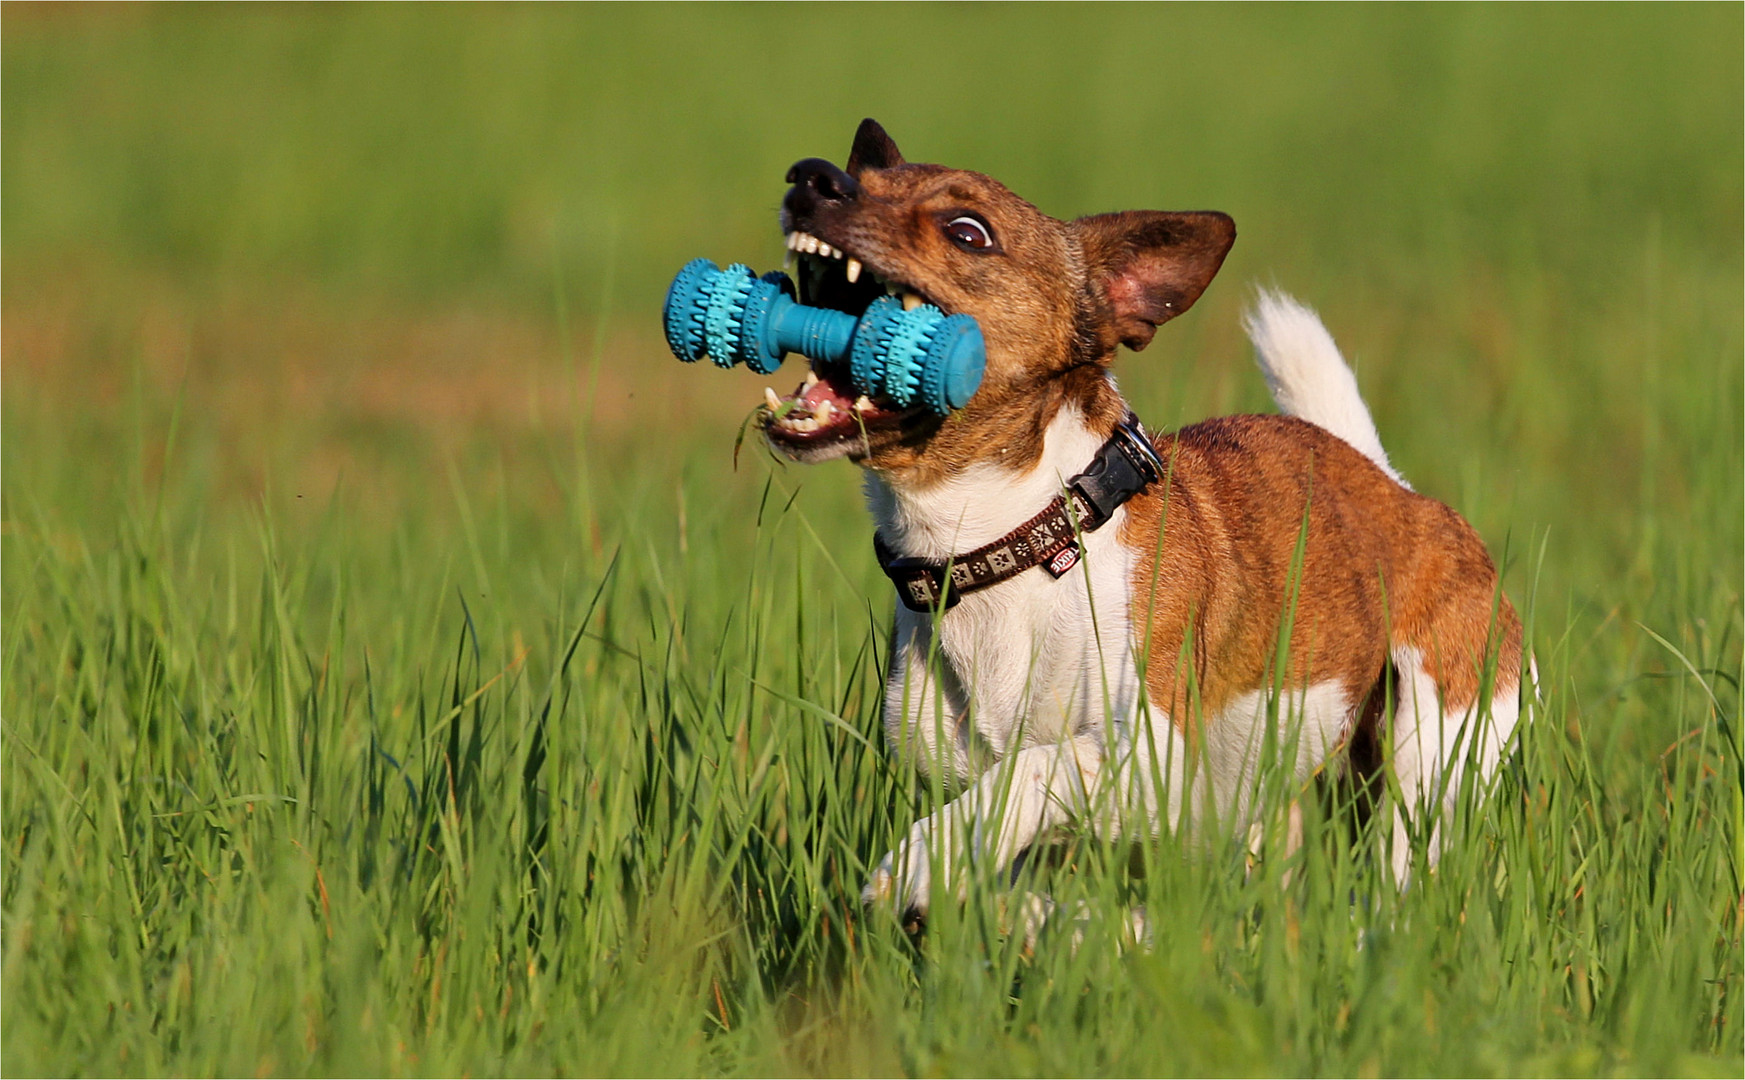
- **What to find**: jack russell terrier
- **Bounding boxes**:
[760,119,1524,920]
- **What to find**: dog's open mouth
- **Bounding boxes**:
[762,230,942,448]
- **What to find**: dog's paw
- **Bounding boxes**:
[862,837,934,918]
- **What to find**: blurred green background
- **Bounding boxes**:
[6,4,1738,296]
[4,3,1739,575]
[3,5,1739,1075]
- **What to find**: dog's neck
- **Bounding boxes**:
[862,378,1129,561]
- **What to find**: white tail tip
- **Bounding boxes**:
[1243,289,1405,488]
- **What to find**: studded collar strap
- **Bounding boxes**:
[874,412,1165,613]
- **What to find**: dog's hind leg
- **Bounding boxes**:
[1386,646,1520,886]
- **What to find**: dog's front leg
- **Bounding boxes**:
[863,735,1104,917]
[880,608,982,784]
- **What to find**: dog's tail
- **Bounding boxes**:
[1243,289,1407,488]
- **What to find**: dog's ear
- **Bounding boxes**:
[1074,211,1235,351]
[846,118,904,175]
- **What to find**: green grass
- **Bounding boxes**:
[3,5,1740,1075]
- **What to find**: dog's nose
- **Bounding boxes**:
[784,158,860,217]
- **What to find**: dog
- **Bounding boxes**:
[760,118,1524,920]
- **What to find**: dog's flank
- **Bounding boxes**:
[1119,414,1520,727]
[767,118,1522,916]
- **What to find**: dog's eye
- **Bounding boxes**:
[944,216,994,250]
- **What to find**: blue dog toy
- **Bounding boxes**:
[663,258,985,415]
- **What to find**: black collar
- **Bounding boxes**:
[874,412,1164,612]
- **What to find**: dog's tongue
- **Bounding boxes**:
[799,368,857,412]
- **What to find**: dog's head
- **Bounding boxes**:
[765,119,1234,481]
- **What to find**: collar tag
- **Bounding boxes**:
[1043,545,1081,578]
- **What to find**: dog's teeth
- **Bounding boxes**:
[902,291,924,312]
[854,395,873,413]
[765,387,782,412]
[815,400,834,423]
[785,232,799,251]
[804,368,819,389]
[845,258,862,283]
[805,236,820,254]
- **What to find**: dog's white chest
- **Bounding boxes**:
[940,521,1138,749]
[867,409,1141,773]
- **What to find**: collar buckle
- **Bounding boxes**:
[1068,414,1163,528]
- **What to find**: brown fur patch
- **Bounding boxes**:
[1120,415,1522,733]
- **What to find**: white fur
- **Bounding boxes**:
[1386,646,1520,885]
[1244,289,1407,487]
[866,405,1142,775]
[864,404,1152,910]
[1202,682,1353,818]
